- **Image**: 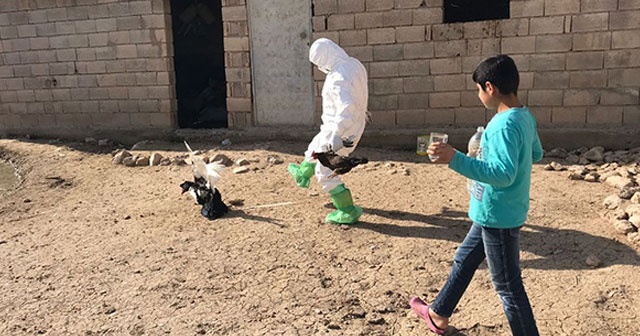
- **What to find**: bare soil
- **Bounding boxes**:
[0,138,639,336]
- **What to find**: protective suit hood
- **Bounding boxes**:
[309,38,349,74]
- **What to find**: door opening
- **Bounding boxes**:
[170,0,227,128]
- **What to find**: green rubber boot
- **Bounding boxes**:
[326,184,363,225]
[288,161,316,188]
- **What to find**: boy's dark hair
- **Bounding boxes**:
[472,54,519,95]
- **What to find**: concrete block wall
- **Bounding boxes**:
[0,0,177,137]
[221,0,252,128]
[311,0,640,129]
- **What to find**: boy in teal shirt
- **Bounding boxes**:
[410,55,543,336]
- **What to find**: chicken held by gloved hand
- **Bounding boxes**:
[287,38,369,225]
[311,149,368,177]
[181,141,228,220]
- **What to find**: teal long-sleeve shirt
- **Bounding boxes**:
[449,106,543,229]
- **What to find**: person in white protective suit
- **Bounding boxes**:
[288,38,369,225]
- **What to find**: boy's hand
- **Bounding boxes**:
[427,143,455,164]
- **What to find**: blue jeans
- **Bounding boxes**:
[431,223,539,336]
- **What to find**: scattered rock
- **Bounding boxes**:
[614,220,636,235]
[112,150,132,165]
[368,317,386,325]
[150,153,163,166]
[631,192,640,204]
[583,146,605,162]
[550,161,566,171]
[565,154,580,164]
[585,255,601,268]
[233,166,250,174]
[84,137,97,144]
[627,204,640,217]
[628,232,640,246]
[403,168,410,176]
[211,154,233,166]
[266,155,284,165]
[605,176,635,190]
[584,172,599,182]
[236,158,250,166]
[619,187,640,200]
[603,195,622,210]
[130,140,149,151]
[159,158,172,166]
[122,156,137,167]
[628,214,640,228]
[578,157,591,165]
[546,148,568,159]
[135,156,149,167]
[98,139,110,147]
[568,172,584,180]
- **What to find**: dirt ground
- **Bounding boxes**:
[0,138,639,336]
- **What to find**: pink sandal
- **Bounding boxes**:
[409,297,447,335]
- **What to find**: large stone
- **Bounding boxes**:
[583,146,605,162]
[112,150,132,165]
[605,176,635,190]
[619,187,640,200]
[233,166,250,174]
[631,192,640,204]
[603,194,622,210]
[614,220,636,235]
[584,172,599,182]
[565,154,580,164]
[626,204,640,216]
[628,214,640,227]
[135,156,149,166]
[546,148,568,158]
[150,153,163,166]
[236,158,251,166]
[211,153,233,166]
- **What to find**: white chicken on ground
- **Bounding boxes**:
[180,141,229,219]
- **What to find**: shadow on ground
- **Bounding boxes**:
[355,208,640,271]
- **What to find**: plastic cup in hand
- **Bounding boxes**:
[428,132,449,162]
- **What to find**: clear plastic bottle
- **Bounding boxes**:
[467,126,484,192]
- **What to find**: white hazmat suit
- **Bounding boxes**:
[288,38,368,224]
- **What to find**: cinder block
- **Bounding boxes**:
[117,16,141,30]
[563,89,600,106]
[571,13,609,32]
[455,107,486,126]
[605,50,640,68]
[367,109,395,126]
[430,57,461,74]
[623,106,640,125]
[429,92,460,108]
[315,0,338,15]
[535,35,571,52]
[398,59,429,76]
[404,76,434,93]
[462,56,483,73]
[141,15,167,29]
[481,38,500,55]
[501,36,536,54]
[467,39,482,56]
[30,63,49,76]
[608,68,640,87]
[396,0,424,8]
[569,70,607,88]
[338,0,365,13]
[461,90,482,107]
[432,24,463,41]
[373,44,403,60]
[600,88,639,105]
[368,61,398,78]
[463,21,496,39]
[345,45,373,61]
[433,74,465,92]
[496,19,529,37]
[108,87,128,99]
[533,71,569,89]
[544,0,580,15]
[95,18,117,32]
[368,94,398,110]
[396,25,425,42]
[373,78,403,94]
[224,37,249,51]
[425,108,455,125]
[612,30,640,49]
[29,37,50,50]
[367,27,395,44]
[434,40,466,57]
[610,10,640,30]
[566,51,603,70]
[396,109,426,125]
[619,0,640,10]
[366,0,394,11]
[227,97,251,112]
[528,90,564,106]
[69,88,89,102]
[339,29,366,46]
[587,106,623,125]
[530,54,565,71]
[355,12,383,28]
[510,0,543,18]
[327,14,354,30]
[36,23,57,37]
[383,10,412,27]
[412,7,442,25]
[130,1,152,15]
[313,16,326,31]
[551,106,586,125]
[136,73,157,85]
[403,42,434,59]
[580,0,617,13]
[529,16,565,35]
[572,32,611,51]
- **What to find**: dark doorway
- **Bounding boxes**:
[444,0,509,23]
[170,0,227,129]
